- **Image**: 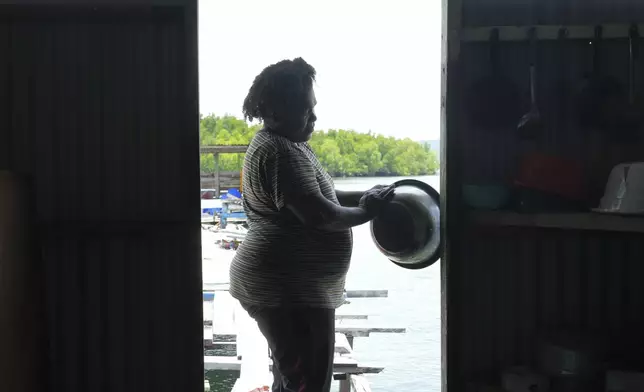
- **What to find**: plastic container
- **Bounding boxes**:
[515,153,585,202]
[595,162,644,214]
[462,184,511,210]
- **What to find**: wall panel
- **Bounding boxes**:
[455,227,644,385]
[0,7,201,392]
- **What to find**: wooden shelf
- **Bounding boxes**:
[460,24,643,42]
[469,211,644,234]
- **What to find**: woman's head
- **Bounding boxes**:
[242,57,317,142]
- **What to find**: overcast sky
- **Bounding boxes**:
[198,0,442,140]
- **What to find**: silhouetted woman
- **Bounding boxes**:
[230,57,394,392]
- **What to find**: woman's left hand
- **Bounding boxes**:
[359,185,395,216]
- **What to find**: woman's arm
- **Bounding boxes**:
[335,190,363,207]
[265,151,373,231]
[284,193,373,231]
[287,187,395,232]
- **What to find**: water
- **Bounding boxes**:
[206,176,441,392]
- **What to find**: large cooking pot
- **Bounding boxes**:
[370,179,442,269]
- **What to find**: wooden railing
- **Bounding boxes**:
[200,145,248,196]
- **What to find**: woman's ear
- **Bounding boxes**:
[263,114,280,130]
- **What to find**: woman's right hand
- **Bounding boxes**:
[358,185,395,216]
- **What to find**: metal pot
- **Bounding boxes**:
[370,179,441,269]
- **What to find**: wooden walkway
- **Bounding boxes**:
[202,288,405,392]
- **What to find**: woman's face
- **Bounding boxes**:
[279,87,317,142]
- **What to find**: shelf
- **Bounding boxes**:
[469,211,644,234]
[460,23,642,42]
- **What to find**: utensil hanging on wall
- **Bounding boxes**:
[578,26,624,131]
[466,28,520,130]
[517,28,543,140]
[554,28,569,146]
[582,26,639,204]
[617,24,642,144]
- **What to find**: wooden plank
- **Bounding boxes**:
[201,215,215,223]
[200,145,248,154]
[345,290,388,298]
[201,179,240,186]
[205,338,353,355]
[201,179,241,190]
[335,326,407,337]
[212,334,237,341]
[470,211,644,234]
[207,341,237,347]
[203,356,384,374]
[335,314,368,320]
[207,327,405,351]
[201,171,241,178]
[460,24,644,43]
[203,286,384,297]
[204,356,241,370]
[202,283,230,291]
[209,326,406,340]
[204,341,353,355]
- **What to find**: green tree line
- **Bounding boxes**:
[200,114,439,177]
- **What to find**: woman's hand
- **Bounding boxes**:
[359,184,395,216]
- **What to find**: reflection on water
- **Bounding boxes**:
[206,176,441,392]
[206,370,237,391]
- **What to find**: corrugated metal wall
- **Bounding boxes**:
[445,0,644,388]
[0,7,202,392]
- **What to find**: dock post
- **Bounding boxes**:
[220,201,228,229]
[338,375,351,392]
[213,152,220,197]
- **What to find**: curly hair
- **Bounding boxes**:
[242,57,316,122]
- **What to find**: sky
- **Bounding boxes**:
[198,0,442,140]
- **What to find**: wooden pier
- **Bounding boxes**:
[202,288,406,392]
[200,227,404,391]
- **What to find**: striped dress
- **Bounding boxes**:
[229,130,353,309]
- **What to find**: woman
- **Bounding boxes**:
[229,57,394,392]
